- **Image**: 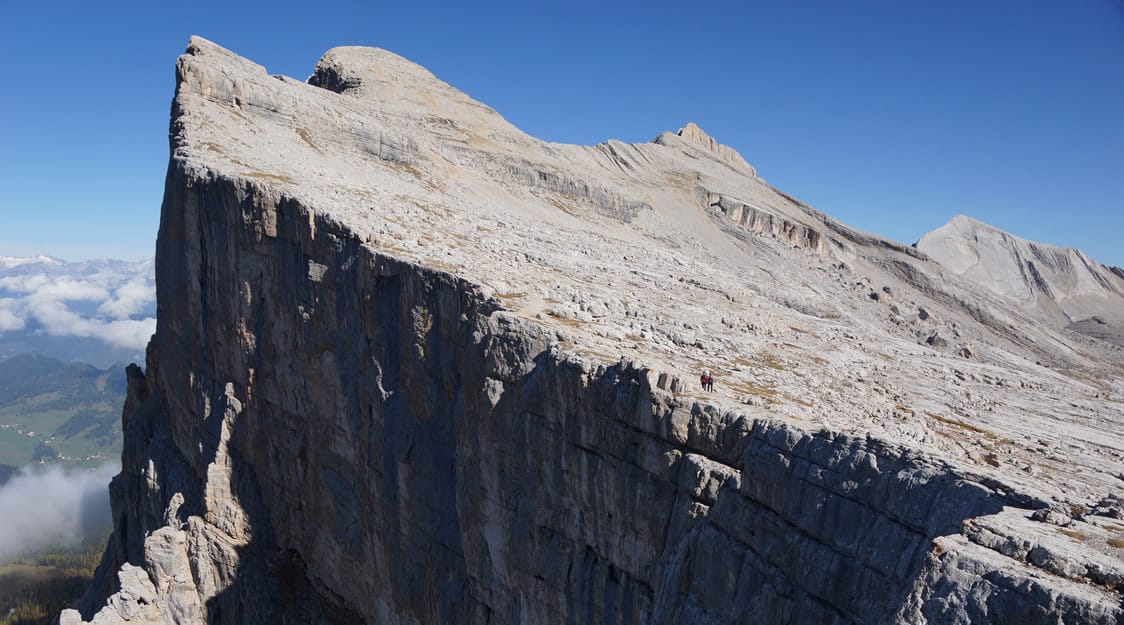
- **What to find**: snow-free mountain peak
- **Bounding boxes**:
[651,121,756,176]
[917,215,1124,329]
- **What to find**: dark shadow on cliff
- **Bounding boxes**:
[82,159,1108,624]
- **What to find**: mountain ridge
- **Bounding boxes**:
[917,214,1124,334]
[68,37,1124,625]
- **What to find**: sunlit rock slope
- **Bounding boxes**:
[67,38,1123,625]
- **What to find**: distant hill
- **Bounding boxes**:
[0,334,143,371]
[917,215,1124,345]
[0,354,125,468]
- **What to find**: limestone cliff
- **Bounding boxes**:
[67,38,1123,625]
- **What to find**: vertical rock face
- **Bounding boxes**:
[68,39,1123,625]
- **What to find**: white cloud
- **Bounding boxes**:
[0,259,155,351]
[21,293,155,350]
[100,318,158,350]
[0,274,50,293]
[1,275,110,301]
[33,279,110,302]
[98,278,155,319]
[0,463,118,562]
[0,300,25,332]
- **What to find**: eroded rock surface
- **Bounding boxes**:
[67,38,1123,625]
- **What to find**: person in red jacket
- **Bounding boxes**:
[700,370,714,392]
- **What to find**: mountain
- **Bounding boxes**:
[0,256,154,368]
[0,354,125,468]
[68,39,1124,625]
[917,215,1124,347]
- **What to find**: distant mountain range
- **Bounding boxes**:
[0,353,125,471]
[0,255,154,368]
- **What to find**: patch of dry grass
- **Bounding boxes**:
[1058,528,1087,542]
[544,195,582,216]
[925,412,998,439]
[389,160,425,179]
[296,127,320,152]
[545,310,586,327]
[425,260,462,273]
[243,171,296,185]
[758,352,786,371]
[392,194,428,210]
[727,379,779,403]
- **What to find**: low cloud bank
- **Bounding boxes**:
[0,258,155,351]
[0,463,119,562]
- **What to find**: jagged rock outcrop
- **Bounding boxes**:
[653,123,757,176]
[68,38,1123,625]
[704,191,831,254]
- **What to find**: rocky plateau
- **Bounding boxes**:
[66,38,1123,625]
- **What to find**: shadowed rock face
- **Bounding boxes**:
[66,38,1123,625]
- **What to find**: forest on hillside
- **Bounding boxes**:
[0,530,108,625]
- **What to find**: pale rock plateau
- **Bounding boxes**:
[66,38,1123,625]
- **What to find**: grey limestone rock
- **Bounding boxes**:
[70,37,1123,625]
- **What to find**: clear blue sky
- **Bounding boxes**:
[1,1,1122,264]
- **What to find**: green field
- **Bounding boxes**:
[0,354,125,469]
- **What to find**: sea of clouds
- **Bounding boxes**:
[0,257,155,351]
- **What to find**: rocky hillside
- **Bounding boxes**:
[917,215,1124,345]
[67,38,1123,625]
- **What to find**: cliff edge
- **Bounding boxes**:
[66,38,1123,625]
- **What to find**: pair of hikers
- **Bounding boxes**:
[700,370,715,392]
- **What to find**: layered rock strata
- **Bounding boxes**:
[67,38,1123,625]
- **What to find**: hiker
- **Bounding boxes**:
[700,370,714,392]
